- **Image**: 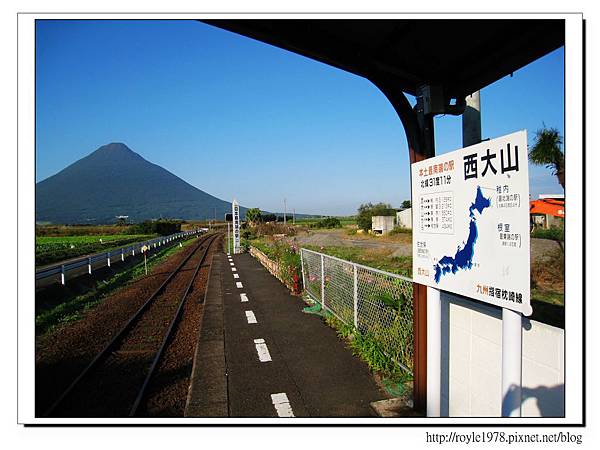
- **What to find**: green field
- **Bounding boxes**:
[36,234,155,266]
[294,216,357,227]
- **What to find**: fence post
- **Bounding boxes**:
[353,263,358,329]
[88,257,92,275]
[320,254,325,308]
[300,249,306,294]
[61,264,65,285]
[107,252,111,267]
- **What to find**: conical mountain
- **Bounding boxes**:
[36,143,244,224]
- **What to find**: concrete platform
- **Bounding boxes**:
[186,251,388,418]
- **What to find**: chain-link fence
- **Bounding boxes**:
[300,248,414,374]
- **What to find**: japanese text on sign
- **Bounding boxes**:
[411,131,531,315]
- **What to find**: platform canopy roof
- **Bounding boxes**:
[202,19,564,99]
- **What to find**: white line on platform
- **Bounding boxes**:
[254,338,272,362]
[240,293,249,302]
[271,393,295,417]
[231,267,237,272]
[233,273,240,279]
[236,281,243,288]
[245,310,257,324]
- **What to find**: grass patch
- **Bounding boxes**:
[531,291,565,328]
[389,226,412,235]
[294,216,357,227]
[35,237,198,336]
[303,244,412,277]
[322,307,412,385]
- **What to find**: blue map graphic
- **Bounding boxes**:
[434,186,491,283]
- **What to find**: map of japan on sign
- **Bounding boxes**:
[412,130,532,315]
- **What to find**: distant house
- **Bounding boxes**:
[372,215,395,235]
[396,208,412,229]
[530,196,564,229]
[115,215,129,225]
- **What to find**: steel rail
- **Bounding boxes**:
[129,233,219,416]
[42,233,217,417]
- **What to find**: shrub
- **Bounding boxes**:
[531,225,564,241]
[245,208,262,224]
[310,217,342,229]
[129,220,182,236]
[254,222,296,237]
[389,226,412,235]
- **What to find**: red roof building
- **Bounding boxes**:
[530,198,565,229]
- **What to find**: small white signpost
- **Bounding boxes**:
[411,130,531,417]
[141,244,149,275]
[232,199,241,255]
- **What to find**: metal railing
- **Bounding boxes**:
[300,248,414,374]
[36,229,203,285]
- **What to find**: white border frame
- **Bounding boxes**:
[17,12,584,426]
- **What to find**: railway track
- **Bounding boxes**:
[44,233,221,417]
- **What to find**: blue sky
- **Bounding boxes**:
[36,20,565,216]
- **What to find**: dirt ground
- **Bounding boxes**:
[289,228,562,264]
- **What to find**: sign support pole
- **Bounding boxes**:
[227,222,231,255]
[426,286,441,417]
[501,308,522,417]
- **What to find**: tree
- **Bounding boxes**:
[401,200,412,210]
[529,126,565,189]
[356,202,397,231]
[245,208,262,225]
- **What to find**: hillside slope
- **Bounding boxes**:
[36,143,245,224]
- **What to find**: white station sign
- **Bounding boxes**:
[232,199,241,254]
[412,130,531,315]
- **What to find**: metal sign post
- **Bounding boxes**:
[232,199,241,254]
[225,213,233,255]
[141,245,149,275]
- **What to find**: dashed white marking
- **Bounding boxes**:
[233,273,240,279]
[240,293,249,302]
[230,263,235,266]
[231,267,237,272]
[236,281,243,288]
[271,393,295,417]
[245,310,257,324]
[254,338,272,362]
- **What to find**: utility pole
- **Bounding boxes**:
[293,208,296,225]
[284,198,287,224]
[464,91,522,418]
